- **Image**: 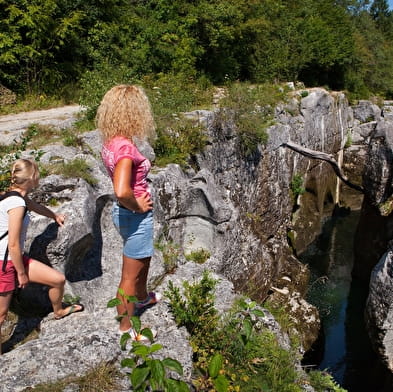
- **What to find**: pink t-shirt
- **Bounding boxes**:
[101,136,151,198]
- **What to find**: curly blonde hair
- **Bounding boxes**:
[96,85,156,143]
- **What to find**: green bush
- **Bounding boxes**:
[79,63,140,120]
[290,174,306,199]
[47,158,98,186]
[185,248,211,264]
[153,119,208,167]
[221,82,287,156]
[164,270,218,339]
[308,370,347,392]
[165,273,346,392]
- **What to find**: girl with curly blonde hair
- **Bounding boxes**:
[97,85,160,342]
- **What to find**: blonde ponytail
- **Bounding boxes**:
[9,159,39,189]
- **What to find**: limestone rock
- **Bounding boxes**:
[365,244,393,372]
[0,87,361,389]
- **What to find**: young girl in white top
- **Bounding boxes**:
[0,159,83,354]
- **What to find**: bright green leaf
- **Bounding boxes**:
[150,359,165,386]
[243,319,252,341]
[132,344,150,357]
[252,309,265,317]
[150,343,163,353]
[208,353,223,378]
[121,357,136,369]
[107,298,122,308]
[213,374,229,392]
[162,358,184,375]
[130,366,150,389]
[130,316,141,332]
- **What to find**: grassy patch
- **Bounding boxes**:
[46,158,98,186]
[0,86,79,116]
[308,370,347,392]
[220,82,288,156]
[73,117,96,133]
[185,248,211,264]
[153,117,208,167]
[22,363,123,392]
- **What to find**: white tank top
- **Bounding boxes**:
[0,195,30,260]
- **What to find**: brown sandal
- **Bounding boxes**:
[55,304,84,320]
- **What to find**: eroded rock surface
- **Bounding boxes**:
[0,89,370,390]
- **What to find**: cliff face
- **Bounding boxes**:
[355,103,393,372]
[0,88,359,390]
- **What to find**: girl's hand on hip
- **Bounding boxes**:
[136,193,153,213]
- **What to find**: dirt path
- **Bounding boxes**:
[0,105,82,145]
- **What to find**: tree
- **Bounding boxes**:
[370,0,393,36]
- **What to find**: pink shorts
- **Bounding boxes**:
[0,255,33,294]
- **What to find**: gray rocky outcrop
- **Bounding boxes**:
[353,112,393,282]
[0,88,366,390]
[356,101,393,373]
[365,241,393,372]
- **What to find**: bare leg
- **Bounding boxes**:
[0,292,13,355]
[27,259,82,318]
[117,256,150,331]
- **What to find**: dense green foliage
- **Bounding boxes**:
[1,0,393,99]
[165,271,346,392]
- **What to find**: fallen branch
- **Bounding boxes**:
[282,141,364,193]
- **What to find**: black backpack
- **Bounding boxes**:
[0,191,26,272]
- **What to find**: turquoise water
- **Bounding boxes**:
[299,210,387,391]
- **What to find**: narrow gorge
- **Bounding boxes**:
[0,88,392,391]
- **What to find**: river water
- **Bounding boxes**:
[299,209,389,392]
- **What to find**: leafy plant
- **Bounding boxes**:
[107,289,189,391]
[290,174,306,199]
[154,119,208,167]
[185,248,210,264]
[155,239,181,274]
[206,353,230,392]
[47,198,59,207]
[308,370,347,392]
[144,73,212,167]
[62,130,84,147]
[79,63,139,120]
[165,274,321,392]
[221,82,286,156]
[164,270,218,337]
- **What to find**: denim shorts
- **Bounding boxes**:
[112,203,154,259]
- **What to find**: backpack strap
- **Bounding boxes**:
[0,191,26,272]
